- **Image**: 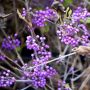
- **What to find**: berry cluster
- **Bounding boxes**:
[72,7,90,23]
[2,34,20,50]
[26,35,39,51]
[0,70,15,87]
[57,24,79,46]
[22,8,27,17]
[57,7,90,46]
[31,65,57,88]
[0,54,5,61]
[26,35,51,62]
[26,35,57,88]
[33,7,57,27]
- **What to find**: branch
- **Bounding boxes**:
[17,9,32,28]
[27,52,76,70]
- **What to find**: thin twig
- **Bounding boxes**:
[79,74,90,90]
[20,85,31,90]
[0,66,20,78]
[72,66,90,82]
[16,80,32,82]
[0,49,21,68]
[27,52,76,70]
[17,9,32,28]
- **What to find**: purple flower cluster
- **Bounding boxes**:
[72,7,90,23]
[2,34,20,50]
[33,7,57,27]
[0,70,15,87]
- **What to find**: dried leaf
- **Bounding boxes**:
[72,46,90,55]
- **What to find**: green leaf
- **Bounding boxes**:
[16,44,25,52]
[63,0,73,7]
[85,17,90,24]
[68,9,72,17]
[41,23,49,33]
[80,19,85,23]
[16,46,22,52]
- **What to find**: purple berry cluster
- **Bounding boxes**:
[57,7,90,47]
[0,54,5,61]
[22,7,32,17]
[2,34,20,50]
[57,24,79,46]
[25,35,57,88]
[32,7,57,27]
[26,35,39,51]
[57,23,90,46]
[21,64,57,88]
[31,65,57,88]
[26,35,51,62]
[0,70,15,87]
[72,7,90,23]
[22,8,27,17]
